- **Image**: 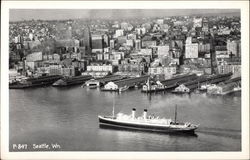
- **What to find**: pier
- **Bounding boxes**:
[52,75,93,87]
[172,73,233,93]
[142,74,198,93]
[96,75,127,86]
[102,75,150,91]
[9,75,63,89]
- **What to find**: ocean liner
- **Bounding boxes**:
[98,107,198,134]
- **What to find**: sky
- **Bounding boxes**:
[9,9,240,22]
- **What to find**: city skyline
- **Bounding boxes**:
[10,9,240,22]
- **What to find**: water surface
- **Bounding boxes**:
[9,86,241,151]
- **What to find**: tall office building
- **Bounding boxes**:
[91,35,104,53]
[103,34,109,47]
[135,39,141,50]
[15,35,23,44]
[227,40,240,57]
[110,39,115,49]
[202,19,209,32]
[83,26,92,54]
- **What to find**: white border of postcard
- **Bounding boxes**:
[1,1,249,160]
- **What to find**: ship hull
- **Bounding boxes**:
[99,116,197,134]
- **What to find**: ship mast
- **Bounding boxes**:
[112,95,115,117]
[174,105,177,124]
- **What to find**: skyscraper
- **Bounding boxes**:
[91,35,104,53]
[135,39,141,50]
[83,25,92,54]
[110,39,115,49]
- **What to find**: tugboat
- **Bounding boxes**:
[98,105,199,134]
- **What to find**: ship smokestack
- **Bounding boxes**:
[143,109,147,119]
[132,108,136,119]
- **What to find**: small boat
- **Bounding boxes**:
[233,86,241,92]
[88,85,98,89]
[198,83,213,91]
[98,105,199,134]
[119,85,129,92]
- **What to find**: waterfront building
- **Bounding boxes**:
[148,66,177,80]
[82,71,109,78]
[87,64,114,73]
[118,60,145,74]
[104,81,119,90]
[49,65,62,75]
[61,66,75,77]
[217,61,241,77]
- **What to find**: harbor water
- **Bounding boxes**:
[9,86,241,151]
